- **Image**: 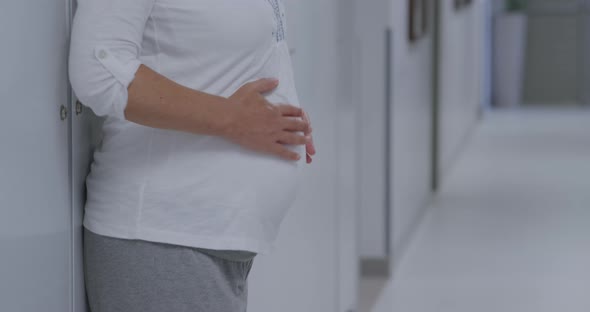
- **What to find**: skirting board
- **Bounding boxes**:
[360,258,391,277]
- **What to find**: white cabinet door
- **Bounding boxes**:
[70,99,103,312]
[0,1,72,311]
[356,0,392,261]
[335,0,361,310]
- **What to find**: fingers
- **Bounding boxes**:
[277,132,308,146]
[300,109,316,160]
[269,144,301,161]
[283,119,310,132]
[306,135,316,156]
[246,78,279,94]
[276,104,303,117]
[302,110,312,135]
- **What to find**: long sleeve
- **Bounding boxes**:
[69,0,155,120]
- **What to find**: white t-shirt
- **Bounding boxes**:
[69,0,304,254]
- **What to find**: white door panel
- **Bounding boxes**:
[0,1,71,311]
[70,100,103,312]
[356,0,391,260]
[336,0,360,310]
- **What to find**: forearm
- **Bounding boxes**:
[125,64,232,137]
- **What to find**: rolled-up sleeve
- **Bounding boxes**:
[69,0,155,120]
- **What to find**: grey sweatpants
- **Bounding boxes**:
[83,228,254,312]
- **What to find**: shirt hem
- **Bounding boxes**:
[83,218,275,255]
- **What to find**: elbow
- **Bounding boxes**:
[68,51,130,120]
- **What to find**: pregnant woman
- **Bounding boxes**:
[69,0,315,311]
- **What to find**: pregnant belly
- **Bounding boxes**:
[141,134,304,236]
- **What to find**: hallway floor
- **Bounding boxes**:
[362,108,590,312]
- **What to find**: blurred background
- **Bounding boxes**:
[1,0,589,311]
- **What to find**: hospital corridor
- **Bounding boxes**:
[361,109,590,312]
[1,0,589,311]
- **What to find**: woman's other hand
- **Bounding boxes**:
[224,78,311,161]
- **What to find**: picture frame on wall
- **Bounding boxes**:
[422,0,431,36]
[455,0,473,10]
[408,0,430,42]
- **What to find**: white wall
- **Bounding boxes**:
[356,0,436,265]
[357,0,391,259]
[362,0,436,310]
[0,1,72,311]
[365,2,487,312]
[390,0,435,259]
[248,0,358,312]
[437,0,486,182]
[334,0,362,310]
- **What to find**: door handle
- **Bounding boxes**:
[60,105,68,121]
[75,100,84,116]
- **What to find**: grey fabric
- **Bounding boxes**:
[83,228,254,312]
[196,248,257,263]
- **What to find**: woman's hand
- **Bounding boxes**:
[302,110,316,164]
[223,78,311,161]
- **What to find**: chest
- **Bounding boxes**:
[151,0,287,51]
